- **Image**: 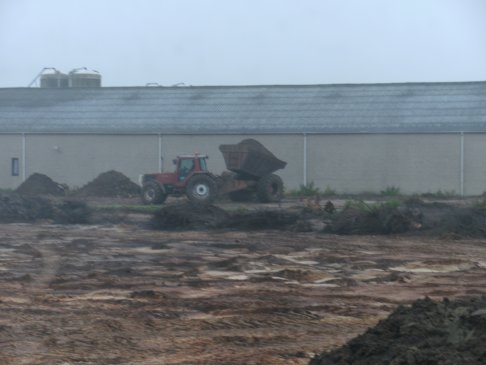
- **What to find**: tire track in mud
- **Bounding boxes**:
[1,225,486,364]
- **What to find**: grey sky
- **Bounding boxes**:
[1,0,485,87]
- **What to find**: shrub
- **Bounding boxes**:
[380,186,401,196]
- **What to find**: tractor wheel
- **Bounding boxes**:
[256,174,284,203]
[142,181,167,204]
[228,190,254,202]
[186,174,218,205]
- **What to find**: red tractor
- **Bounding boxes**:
[140,139,286,205]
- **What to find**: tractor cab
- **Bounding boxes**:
[174,154,208,183]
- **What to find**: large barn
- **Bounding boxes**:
[1,81,486,195]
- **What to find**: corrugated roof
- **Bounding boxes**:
[0,82,486,134]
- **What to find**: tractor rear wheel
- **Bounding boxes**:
[256,174,283,203]
[142,181,167,204]
[186,174,217,205]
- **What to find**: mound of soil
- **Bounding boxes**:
[221,210,299,230]
[310,296,486,365]
[15,173,66,196]
[325,199,486,238]
[0,193,53,222]
[75,171,140,197]
[324,203,422,235]
[152,203,229,230]
[0,193,90,224]
[152,203,300,231]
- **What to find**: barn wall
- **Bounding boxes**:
[0,134,23,190]
[463,134,486,195]
[24,134,159,188]
[1,132,485,196]
[306,134,462,194]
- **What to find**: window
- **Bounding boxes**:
[11,158,19,176]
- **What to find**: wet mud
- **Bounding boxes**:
[1,225,486,365]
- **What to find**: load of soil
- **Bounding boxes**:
[15,173,66,196]
[75,170,140,197]
[309,296,486,365]
[152,203,299,231]
[324,199,486,238]
[0,193,90,224]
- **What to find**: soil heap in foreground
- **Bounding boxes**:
[310,296,486,365]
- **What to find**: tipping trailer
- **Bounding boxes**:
[140,139,287,205]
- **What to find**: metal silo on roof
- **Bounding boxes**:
[68,68,102,88]
[40,68,69,88]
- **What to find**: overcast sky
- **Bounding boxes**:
[1,0,485,87]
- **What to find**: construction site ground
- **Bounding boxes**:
[1,198,486,365]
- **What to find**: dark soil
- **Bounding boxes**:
[151,203,229,230]
[0,193,90,224]
[74,170,140,197]
[309,296,486,365]
[325,199,486,238]
[220,209,299,230]
[151,203,299,231]
[15,173,66,196]
[0,193,53,222]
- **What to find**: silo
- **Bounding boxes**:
[40,69,69,88]
[69,68,102,88]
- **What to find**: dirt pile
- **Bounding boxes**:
[221,209,299,230]
[75,170,140,197]
[15,173,66,196]
[152,203,300,231]
[0,193,53,222]
[0,193,90,224]
[152,203,229,230]
[324,201,422,235]
[325,199,486,238]
[310,296,486,365]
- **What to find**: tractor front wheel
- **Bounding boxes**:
[186,175,218,205]
[142,181,167,204]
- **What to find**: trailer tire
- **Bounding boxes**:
[187,175,217,205]
[142,181,167,204]
[228,190,254,202]
[257,174,283,203]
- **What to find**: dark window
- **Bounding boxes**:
[11,158,19,176]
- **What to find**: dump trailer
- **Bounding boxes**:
[140,139,287,205]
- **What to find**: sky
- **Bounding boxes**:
[0,0,485,87]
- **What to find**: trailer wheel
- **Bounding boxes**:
[257,174,283,203]
[142,181,167,204]
[187,175,217,205]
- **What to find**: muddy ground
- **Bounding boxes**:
[1,200,486,365]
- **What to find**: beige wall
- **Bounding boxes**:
[307,134,462,194]
[463,134,486,195]
[1,132,484,195]
[24,134,159,188]
[0,134,23,190]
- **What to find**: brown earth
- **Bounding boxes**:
[310,296,486,365]
[15,173,67,196]
[1,213,486,365]
[74,170,141,197]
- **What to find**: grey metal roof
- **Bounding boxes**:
[1,82,486,134]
